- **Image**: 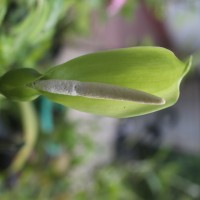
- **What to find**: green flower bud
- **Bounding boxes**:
[0,68,41,101]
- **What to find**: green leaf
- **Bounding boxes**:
[0,0,7,26]
[33,47,191,118]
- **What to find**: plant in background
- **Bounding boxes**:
[0,0,105,185]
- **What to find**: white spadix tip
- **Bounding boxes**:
[28,79,165,105]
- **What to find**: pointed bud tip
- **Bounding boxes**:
[159,98,166,105]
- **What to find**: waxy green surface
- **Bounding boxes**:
[41,47,191,118]
[0,47,191,118]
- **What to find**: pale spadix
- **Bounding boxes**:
[29,79,165,105]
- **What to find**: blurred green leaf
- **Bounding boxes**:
[0,0,7,26]
[0,0,77,72]
[33,47,191,118]
[9,102,39,173]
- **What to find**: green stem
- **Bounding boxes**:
[9,102,38,173]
